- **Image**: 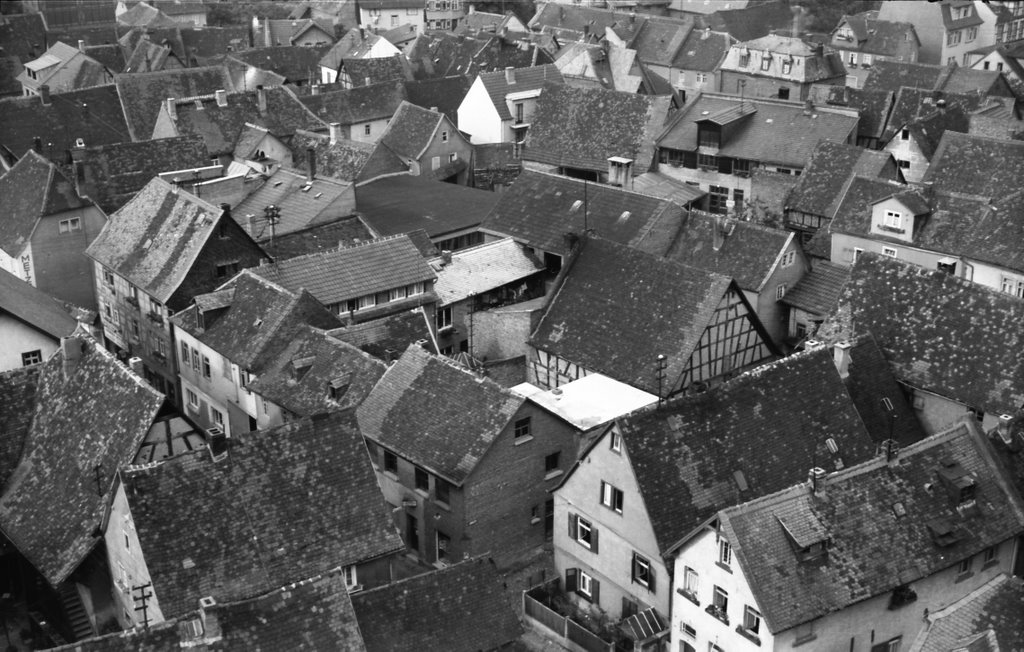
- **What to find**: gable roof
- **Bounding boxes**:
[378,100,449,160]
[786,140,898,218]
[122,411,403,619]
[616,345,876,554]
[351,556,523,652]
[341,53,412,87]
[476,63,563,120]
[404,31,550,81]
[674,28,733,71]
[17,41,110,92]
[0,336,164,585]
[114,65,235,140]
[663,211,794,292]
[0,268,79,341]
[300,79,408,124]
[229,45,329,83]
[117,1,179,28]
[863,60,946,93]
[233,167,353,238]
[722,422,1024,634]
[356,174,499,239]
[808,85,894,144]
[319,30,395,71]
[329,308,436,361]
[0,13,47,61]
[431,238,544,306]
[705,2,797,41]
[530,237,742,395]
[835,12,918,57]
[882,86,984,142]
[289,129,406,184]
[403,75,473,126]
[922,131,1024,201]
[821,253,1024,415]
[0,150,92,256]
[780,260,849,316]
[0,365,41,491]
[356,344,525,484]
[915,574,1024,652]
[526,83,670,175]
[479,169,687,256]
[247,234,436,308]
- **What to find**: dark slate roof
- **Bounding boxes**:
[351,556,523,652]
[356,344,524,484]
[780,261,849,316]
[405,31,549,81]
[246,325,386,416]
[479,169,687,256]
[804,85,893,143]
[663,211,794,292]
[123,411,403,619]
[526,83,670,175]
[530,237,735,395]
[882,86,984,143]
[841,335,928,446]
[378,100,446,160]
[319,30,390,71]
[617,345,877,554]
[83,43,126,73]
[0,150,92,255]
[0,54,22,97]
[0,84,129,159]
[178,25,252,62]
[229,45,329,83]
[232,168,353,238]
[658,93,860,168]
[705,2,797,41]
[477,64,563,120]
[821,253,1024,415]
[630,16,694,68]
[254,217,377,261]
[922,131,1024,201]
[172,271,342,373]
[300,80,407,124]
[939,67,1011,95]
[904,104,971,159]
[114,65,234,140]
[328,310,435,361]
[75,135,208,213]
[290,129,407,184]
[402,75,473,126]
[117,2,179,28]
[85,178,242,304]
[0,336,164,585]
[673,28,732,71]
[862,59,945,93]
[785,140,898,217]
[0,268,78,340]
[0,13,47,61]
[916,574,1024,652]
[342,54,412,87]
[837,12,918,57]
[0,365,41,492]
[248,234,436,307]
[722,422,1024,633]
[356,174,499,239]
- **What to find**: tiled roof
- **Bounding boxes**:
[821,253,1024,415]
[117,2,179,28]
[378,100,445,160]
[0,365,40,492]
[123,38,175,73]
[17,42,111,92]
[319,30,391,71]
[356,344,524,483]
[705,2,797,41]
[403,75,473,126]
[781,261,849,316]
[150,1,207,18]
[939,66,1010,94]
[233,168,352,239]
[217,55,287,90]
[246,325,386,416]
[0,336,164,585]
[248,234,435,307]
[356,174,499,239]
[806,85,894,143]
[75,135,208,213]
[905,105,972,159]
[404,31,549,81]
[673,28,732,71]
[841,335,928,446]
[882,86,984,143]
[922,131,1024,201]
[291,129,407,184]
[658,93,860,169]
[477,64,563,120]
[300,79,407,124]
[329,308,435,361]
[341,54,412,87]
[630,171,707,205]
[663,211,793,292]
[0,13,47,61]
[722,422,1024,633]
[245,216,377,261]
[618,345,876,554]
[0,268,78,340]
[0,84,129,158]
[431,238,544,306]
[85,178,240,304]
[178,25,251,62]
[916,574,1024,652]
[229,45,330,83]
[0,150,92,255]
[530,237,736,395]
[837,13,918,57]
[351,556,523,652]
[526,83,670,175]
[940,2,985,30]
[114,65,234,140]
[863,59,946,93]
[122,411,403,618]
[173,271,342,373]
[257,18,334,47]
[786,140,897,218]
[479,169,687,256]
[630,16,694,68]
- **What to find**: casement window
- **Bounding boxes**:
[221,355,232,379]
[631,552,655,590]
[435,477,451,504]
[186,388,199,409]
[436,531,451,562]
[343,565,358,591]
[947,30,962,46]
[202,355,211,379]
[883,246,898,258]
[191,347,201,372]
[215,261,238,278]
[782,60,792,74]
[514,417,532,441]
[390,286,408,302]
[448,152,458,163]
[600,481,624,514]
[983,545,998,565]
[957,557,972,575]
[739,53,749,67]
[181,342,190,364]
[696,72,707,84]
[884,210,902,229]
[710,586,729,622]
[432,156,441,170]
[761,55,771,71]
[609,430,621,452]
[776,283,787,300]
[565,568,600,603]
[544,452,560,473]
[848,51,857,65]
[383,449,398,474]
[59,217,81,233]
[21,350,42,366]
[709,185,729,214]
[436,306,453,330]
[211,407,224,427]
[1000,275,1024,298]
[414,466,429,492]
[568,513,598,551]
[719,538,732,566]
[683,566,699,596]
[781,250,796,268]
[743,605,761,634]
[441,130,448,142]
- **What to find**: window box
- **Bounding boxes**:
[706,604,729,625]
[125,296,139,307]
[147,312,163,325]
[676,587,699,606]
[878,224,905,234]
[737,625,761,646]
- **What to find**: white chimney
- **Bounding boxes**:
[329,122,341,145]
[61,336,84,379]
[166,97,177,120]
[78,39,86,52]
[808,467,827,496]
[256,85,267,114]
[128,356,144,376]
[505,66,515,84]
[833,341,852,379]
[214,89,227,107]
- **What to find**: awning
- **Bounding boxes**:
[622,608,668,642]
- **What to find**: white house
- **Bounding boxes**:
[457,65,564,145]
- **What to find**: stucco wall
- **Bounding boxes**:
[0,314,60,371]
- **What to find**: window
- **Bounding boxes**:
[778,87,790,100]
[781,250,796,268]
[544,452,560,473]
[407,7,418,15]
[863,53,873,67]
[441,130,448,142]
[947,30,962,46]
[103,269,115,287]
[414,466,429,492]
[853,247,864,262]
[21,350,42,366]
[578,570,594,599]
[221,355,231,379]
[131,319,140,340]
[211,408,224,427]
[794,621,815,644]
[957,557,972,575]
[848,51,857,65]
[435,477,451,505]
[364,124,371,136]
[609,430,621,452]
[1000,275,1024,298]
[432,156,440,170]
[719,538,732,566]
[776,283,786,300]
[390,14,399,26]
[710,586,729,622]
[698,153,718,170]
[436,306,452,330]
[436,531,451,561]
[739,53,749,67]
[871,637,901,652]
[514,417,531,441]
[709,185,729,214]
[631,552,652,588]
[202,355,211,379]
[681,621,696,639]
[884,210,902,229]
[448,152,458,163]
[569,513,596,550]
[683,566,699,595]
[761,55,771,71]
[782,60,792,74]
[710,644,724,652]
[900,127,909,140]
[967,26,977,42]
[408,282,425,296]
[215,261,238,279]
[696,72,707,84]
[389,286,408,302]
[983,545,997,564]
[600,481,624,513]
[383,449,398,474]
[898,159,910,169]
[743,605,761,634]
[343,565,358,590]
[883,246,898,258]
[186,388,198,409]
[59,217,81,233]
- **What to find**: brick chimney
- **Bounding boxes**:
[808,467,827,496]
[215,89,227,107]
[40,84,51,106]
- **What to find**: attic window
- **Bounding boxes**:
[328,374,351,400]
[926,517,962,547]
[776,514,829,562]
[937,459,978,509]
[290,355,315,380]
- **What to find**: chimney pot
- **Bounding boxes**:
[128,356,144,376]
[256,85,267,114]
[61,336,84,378]
[40,85,51,106]
[311,84,321,96]
[166,97,177,120]
[78,39,86,52]
[808,467,827,495]
[214,89,227,107]
[329,122,342,144]
[505,66,515,84]
[33,136,42,152]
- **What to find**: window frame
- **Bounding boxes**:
[743,605,761,634]
[884,210,902,229]
[781,250,796,268]
[683,566,699,595]
[600,481,624,514]
[776,283,786,300]
[514,417,532,441]
[21,350,43,366]
[544,451,560,473]
[186,388,199,409]
[719,538,732,566]
[383,449,398,475]
[578,570,594,599]
[575,515,593,549]
[414,465,429,492]
[435,476,452,505]
[631,552,651,588]
[609,430,621,453]
[59,217,81,234]
[882,246,898,258]
[983,544,998,565]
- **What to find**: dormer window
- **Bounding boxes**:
[739,52,749,67]
[782,60,792,75]
[761,55,771,71]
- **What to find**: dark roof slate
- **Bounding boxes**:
[863,60,945,93]
[842,335,928,447]
[922,131,1024,201]
[477,64,563,120]
[257,216,377,260]
[341,54,411,87]
[780,261,849,316]
[786,140,897,217]
[405,31,549,81]
[0,84,129,158]
[402,75,473,126]
[300,80,407,124]
[0,365,41,492]
[114,65,234,140]
[916,574,1024,652]
[0,13,47,61]
[378,100,445,160]
[673,28,732,71]
[356,174,499,239]
[228,45,328,83]
[328,310,435,361]
[0,268,79,341]
[705,2,797,41]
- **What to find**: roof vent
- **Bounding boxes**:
[199,596,217,609]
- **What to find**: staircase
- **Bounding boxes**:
[59,583,94,641]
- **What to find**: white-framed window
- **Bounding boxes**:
[390,286,408,302]
[713,586,728,610]
[883,246,898,258]
[221,355,232,379]
[884,210,902,228]
[863,53,873,66]
[448,152,457,163]
[59,217,81,233]
[947,30,962,46]
[967,26,977,42]
[1000,275,1024,298]
[600,481,624,513]
[343,564,358,590]
[782,60,792,74]
[743,605,761,634]
[781,250,796,268]
[710,644,724,652]
[578,570,594,598]
[186,388,199,409]
[761,56,771,71]
[390,14,399,26]
[848,51,857,65]
[211,407,225,427]
[696,72,707,84]
[21,350,42,366]
[103,269,115,287]
[983,545,998,564]
[719,538,732,566]
[683,566,699,595]
[957,557,972,575]
[408,282,425,296]
[776,283,786,300]
[202,355,211,379]
[609,430,621,452]
[570,514,595,549]
[364,124,371,136]
[436,306,453,329]
[877,636,901,652]
[631,552,651,588]
[681,621,696,639]
[514,417,531,440]
[191,347,200,371]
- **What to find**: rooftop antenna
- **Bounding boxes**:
[263,204,280,246]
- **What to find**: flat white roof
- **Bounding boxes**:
[511,373,658,430]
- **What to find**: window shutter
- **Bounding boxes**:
[568,512,577,540]
[591,525,599,554]
[591,578,600,604]
[565,567,578,593]
[648,565,656,593]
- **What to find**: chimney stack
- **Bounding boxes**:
[61,336,83,379]
[78,39,86,52]
[256,85,267,114]
[468,4,475,13]
[505,66,515,84]
[306,147,316,182]
[214,89,227,107]
[712,214,726,251]
[702,27,710,40]
[359,26,365,40]
[311,83,321,96]
[33,136,42,152]
[808,467,827,496]
[329,122,341,145]
[40,85,51,106]
[128,356,144,376]
[833,340,852,379]
[219,202,232,225]
[166,97,177,120]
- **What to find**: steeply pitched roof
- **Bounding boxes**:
[0,268,78,341]
[526,83,670,175]
[780,261,849,316]
[836,12,918,57]
[882,86,984,142]
[75,135,209,213]
[705,2,797,41]
[842,335,928,447]
[247,234,435,307]
[916,574,1024,652]
[722,422,1024,633]
[403,75,473,126]
[0,84,129,158]
[289,129,406,184]
[357,344,524,484]
[663,211,793,292]
[477,64,563,120]
[0,150,92,255]
[862,59,945,93]
[431,238,543,306]
[300,79,408,124]
[255,216,377,261]
[530,237,740,395]
[114,65,234,140]
[233,168,353,238]
[807,85,894,143]
[480,169,687,256]
[617,345,876,554]
[356,174,499,239]
[405,31,549,81]
[922,131,1024,201]
[352,556,523,652]
[341,53,411,87]
[0,13,47,61]
[228,45,328,83]
[85,178,242,303]
[378,100,447,160]
[18,41,111,92]
[329,308,435,361]
[786,140,898,217]
[658,93,860,168]
[821,253,1024,415]
[319,30,393,71]
[0,336,164,585]
[0,365,41,491]
[123,411,403,619]
[674,28,733,71]
[117,1,179,28]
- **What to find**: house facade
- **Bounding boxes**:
[378,101,473,184]
[0,269,79,371]
[830,12,920,88]
[718,35,846,101]
[878,1,1000,66]
[457,65,564,145]
[358,0,426,33]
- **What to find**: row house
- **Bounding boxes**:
[718,35,846,101]
[829,11,920,88]
[425,0,467,31]
[655,93,859,216]
[457,64,564,146]
[356,344,579,569]
[672,420,1024,652]
[85,178,267,404]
